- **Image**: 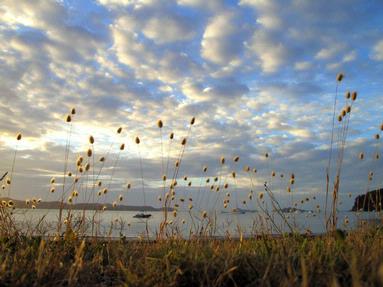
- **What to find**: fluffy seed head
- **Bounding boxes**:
[345,91,351,99]
[336,73,344,82]
[351,91,357,101]
[77,156,83,166]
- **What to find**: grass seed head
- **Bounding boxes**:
[181,138,187,145]
[190,117,195,125]
[170,132,174,140]
[71,108,76,115]
[233,156,239,162]
[351,91,357,101]
[66,115,71,123]
[87,148,92,157]
[117,127,122,134]
[99,156,105,162]
[336,73,344,82]
[345,91,351,99]
[135,136,140,144]
[120,143,125,150]
[89,136,94,144]
[16,133,22,141]
[375,134,380,140]
[157,120,163,128]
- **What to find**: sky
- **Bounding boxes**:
[0,0,383,210]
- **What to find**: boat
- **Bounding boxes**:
[133,213,152,219]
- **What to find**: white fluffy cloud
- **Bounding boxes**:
[201,11,248,65]
[371,39,383,61]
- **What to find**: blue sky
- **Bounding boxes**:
[0,0,383,210]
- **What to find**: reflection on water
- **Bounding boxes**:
[11,209,382,239]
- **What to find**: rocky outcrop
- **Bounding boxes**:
[351,188,383,211]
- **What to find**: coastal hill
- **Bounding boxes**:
[0,198,167,211]
[351,188,383,211]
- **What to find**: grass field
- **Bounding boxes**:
[0,226,382,286]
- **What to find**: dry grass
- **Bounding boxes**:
[0,226,382,286]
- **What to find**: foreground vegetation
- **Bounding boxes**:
[0,227,381,286]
